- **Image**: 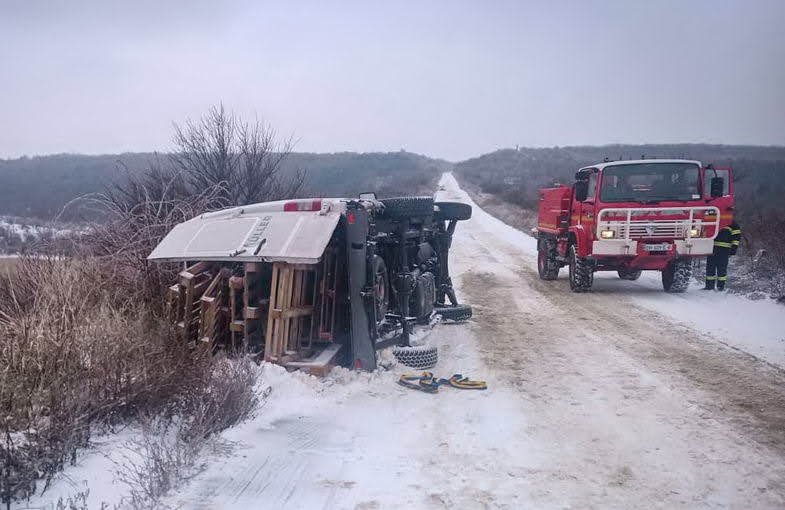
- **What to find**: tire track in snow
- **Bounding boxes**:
[448,176,785,508]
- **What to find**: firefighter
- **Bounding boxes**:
[704,221,741,290]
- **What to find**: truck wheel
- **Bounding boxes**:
[618,269,642,281]
[434,304,472,321]
[392,344,438,369]
[380,197,434,219]
[537,240,560,280]
[372,255,389,322]
[662,259,692,293]
[434,201,472,221]
[568,245,593,292]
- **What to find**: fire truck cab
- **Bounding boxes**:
[534,159,734,293]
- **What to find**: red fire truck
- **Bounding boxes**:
[534,159,734,292]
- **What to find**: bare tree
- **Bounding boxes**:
[170,104,305,206]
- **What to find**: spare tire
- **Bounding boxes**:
[434,304,472,322]
[435,201,472,221]
[392,344,438,369]
[380,197,434,219]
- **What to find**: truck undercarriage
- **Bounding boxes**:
[149,195,472,374]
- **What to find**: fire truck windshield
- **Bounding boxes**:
[600,163,700,203]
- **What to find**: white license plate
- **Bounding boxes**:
[643,243,671,252]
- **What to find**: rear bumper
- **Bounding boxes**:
[592,238,713,257]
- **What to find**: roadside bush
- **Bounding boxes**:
[115,358,263,510]
[0,257,262,507]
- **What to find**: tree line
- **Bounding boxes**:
[455,144,785,273]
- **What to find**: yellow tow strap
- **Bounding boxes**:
[398,372,488,393]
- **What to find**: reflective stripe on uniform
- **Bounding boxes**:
[718,276,728,281]
[714,241,732,248]
[706,276,717,280]
[732,241,740,245]
[731,229,741,235]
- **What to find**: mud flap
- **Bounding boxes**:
[345,203,377,371]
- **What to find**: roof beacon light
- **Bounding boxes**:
[284,199,322,212]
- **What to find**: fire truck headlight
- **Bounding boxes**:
[689,227,700,237]
[600,230,615,239]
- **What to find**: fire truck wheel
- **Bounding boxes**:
[434,304,472,322]
[617,269,642,281]
[380,196,435,219]
[662,259,692,293]
[568,245,593,292]
[392,344,438,370]
[435,201,472,221]
[537,240,560,280]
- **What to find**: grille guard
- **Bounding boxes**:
[596,206,721,242]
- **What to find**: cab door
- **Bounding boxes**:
[580,170,598,232]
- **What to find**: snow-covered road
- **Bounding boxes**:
[31,173,785,509]
[166,173,785,509]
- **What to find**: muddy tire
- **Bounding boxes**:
[435,201,472,221]
[662,259,692,293]
[434,304,472,321]
[537,239,560,280]
[568,245,593,292]
[618,269,642,281]
[392,344,438,369]
[380,197,434,219]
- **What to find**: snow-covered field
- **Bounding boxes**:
[20,173,785,509]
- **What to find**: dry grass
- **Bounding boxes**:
[0,108,299,506]
[0,257,262,507]
[0,257,18,275]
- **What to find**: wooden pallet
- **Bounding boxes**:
[165,258,339,375]
[169,261,216,344]
[264,262,318,363]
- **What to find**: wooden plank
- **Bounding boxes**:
[185,261,212,275]
[269,306,314,320]
[290,263,318,272]
[264,263,280,361]
[289,269,303,351]
[279,265,293,358]
[285,344,343,377]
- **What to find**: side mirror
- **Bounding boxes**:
[575,180,589,202]
[359,192,377,200]
[710,177,724,198]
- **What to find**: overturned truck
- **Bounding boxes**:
[148,195,472,374]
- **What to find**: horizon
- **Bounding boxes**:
[4,140,785,165]
[2,1,784,161]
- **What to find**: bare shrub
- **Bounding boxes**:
[115,357,264,510]
[0,257,213,506]
[171,103,305,206]
[1,105,287,506]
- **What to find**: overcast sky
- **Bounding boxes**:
[1,0,784,161]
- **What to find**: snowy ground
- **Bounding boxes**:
[21,173,785,509]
